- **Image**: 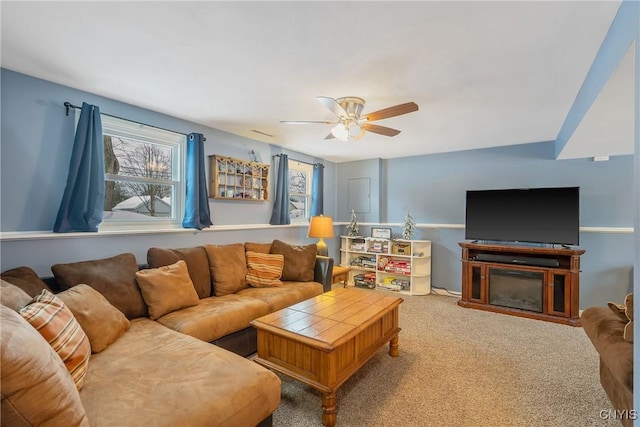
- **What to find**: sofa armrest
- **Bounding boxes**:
[581,307,633,392]
[314,256,334,292]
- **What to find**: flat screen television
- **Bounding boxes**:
[465,187,580,245]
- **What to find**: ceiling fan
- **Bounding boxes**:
[280,96,419,141]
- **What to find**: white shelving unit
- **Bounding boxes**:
[340,235,432,296]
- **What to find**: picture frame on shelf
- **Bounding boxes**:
[371,227,392,239]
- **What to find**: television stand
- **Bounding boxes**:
[458,242,585,326]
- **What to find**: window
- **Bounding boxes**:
[100,115,186,229]
[288,160,314,222]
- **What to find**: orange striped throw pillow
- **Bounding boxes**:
[245,251,284,287]
[20,290,91,390]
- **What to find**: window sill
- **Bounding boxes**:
[0,223,312,241]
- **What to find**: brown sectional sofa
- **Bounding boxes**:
[0,240,334,427]
[581,295,634,427]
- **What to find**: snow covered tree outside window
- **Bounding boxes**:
[288,160,314,221]
[100,114,185,229]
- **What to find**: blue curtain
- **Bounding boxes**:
[183,133,213,230]
[53,103,104,232]
[269,154,290,225]
[310,163,324,216]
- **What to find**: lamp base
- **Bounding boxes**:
[316,238,328,257]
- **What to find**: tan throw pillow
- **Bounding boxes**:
[624,321,634,343]
[246,251,284,288]
[607,301,628,322]
[135,260,200,320]
[609,293,634,343]
[147,246,212,298]
[19,290,91,390]
[624,293,634,343]
[58,284,130,353]
[1,306,89,426]
[245,242,272,254]
[625,293,634,320]
[0,279,32,311]
[1,266,52,297]
[205,243,249,296]
[270,239,317,282]
[52,253,147,319]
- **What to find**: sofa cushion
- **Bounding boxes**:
[156,294,270,343]
[80,318,280,427]
[1,266,52,296]
[236,281,323,312]
[52,253,147,319]
[19,290,91,390]
[1,305,89,426]
[147,246,212,298]
[58,284,130,353]
[0,279,32,310]
[246,251,284,288]
[135,260,200,320]
[205,243,249,296]
[285,281,324,301]
[270,239,317,282]
[245,242,272,254]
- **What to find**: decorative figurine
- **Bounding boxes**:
[401,210,416,240]
[347,209,360,237]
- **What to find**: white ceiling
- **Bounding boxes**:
[1,1,629,163]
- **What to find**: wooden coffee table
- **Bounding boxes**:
[250,287,403,427]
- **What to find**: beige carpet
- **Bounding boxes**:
[273,292,616,426]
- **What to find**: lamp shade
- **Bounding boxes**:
[308,215,334,238]
[308,215,334,257]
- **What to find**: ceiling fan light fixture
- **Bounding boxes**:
[331,123,349,141]
[348,123,362,139]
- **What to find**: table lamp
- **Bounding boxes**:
[307,215,334,257]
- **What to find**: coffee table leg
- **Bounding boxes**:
[322,392,336,427]
[389,335,399,357]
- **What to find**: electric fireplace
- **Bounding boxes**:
[488,269,543,312]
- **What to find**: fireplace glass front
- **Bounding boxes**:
[488,268,543,312]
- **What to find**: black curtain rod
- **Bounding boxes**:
[63,102,206,141]
[273,154,324,168]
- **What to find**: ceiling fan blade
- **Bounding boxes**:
[362,102,419,122]
[316,96,348,117]
[361,123,401,137]
[280,120,335,124]
[324,133,335,140]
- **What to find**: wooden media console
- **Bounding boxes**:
[458,242,585,326]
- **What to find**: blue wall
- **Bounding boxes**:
[0,227,317,278]
[0,68,336,232]
[0,69,339,273]
[336,158,383,223]
[385,142,633,226]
